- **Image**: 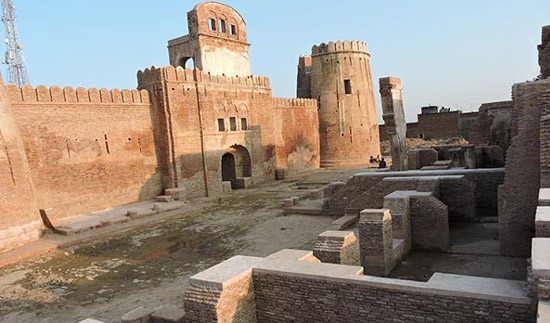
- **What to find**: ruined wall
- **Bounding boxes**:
[459,111,480,139]
[9,84,161,221]
[417,111,461,140]
[296,56,312,98]
[310,41,380,168]
[0,77,40,251]
[499,79,550,257]
[272,98,320,174]
[469,101,513,153]
[168,2,250,77]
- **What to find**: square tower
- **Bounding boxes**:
[168,2,250,77]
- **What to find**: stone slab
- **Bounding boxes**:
[121,306,153,323]
[540,188,550,206]
[426,273,531,303]
[532,238,550,278]
[78,320,106,323]
[318,230,354,239]
[189,255,264,289]
[538,300,550,323]
[151,304,185,323]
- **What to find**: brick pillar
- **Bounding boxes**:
[380,77,407,171]
[464,144,476,169]
[383,193,412,254]
[313,231,359,265]
[359,209,395,276]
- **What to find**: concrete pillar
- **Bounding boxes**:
[380,77,407,171]
[359,209,395,276]
[313,231,359,265]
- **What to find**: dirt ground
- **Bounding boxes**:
[0,168,369,323]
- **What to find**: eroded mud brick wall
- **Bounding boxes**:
[272,98,320,174]
[0,77,40,251]
[417,111,460,140]
[8,84,162,221]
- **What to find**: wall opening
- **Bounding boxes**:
[179,57,194,69]
[230,24,237,35]
[222,145,251,189]
[217,118,225,132]
[241,118,248,131]
[230,117,237,131]
[208,18,217,31]
[344,79,352,95]
[219,19,227,33]
[222,153,237,183]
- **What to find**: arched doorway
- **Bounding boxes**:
[222,153,237,183]
[221,145,251,189]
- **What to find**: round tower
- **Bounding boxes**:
[311,41,380,168]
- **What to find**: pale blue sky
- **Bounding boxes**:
[4,1,549,121]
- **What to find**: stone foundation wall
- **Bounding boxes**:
[252,271,534,323]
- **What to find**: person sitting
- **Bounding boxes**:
[369,156,375,163]
[378,158,387,169]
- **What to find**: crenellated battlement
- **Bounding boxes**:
[6,84,150,105]
[272,97,317,109]
[137,65,271,89]
[312,41,369,56]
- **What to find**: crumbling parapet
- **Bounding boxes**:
[313,231,359,265]
[380,77,407,171]
[359,209,395,276]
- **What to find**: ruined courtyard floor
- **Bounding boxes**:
[0,167,527,323]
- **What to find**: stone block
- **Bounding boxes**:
[151,304,185,323]
[78,320,106,323]
[313,230,359,265]
[291,196,300,205]
[282,198,294,208]
[156,195,173,203]
[222,181,232,193]
[540,189,550,207]
[121,306,153,323]
[359,209,395,276]
[537,207,550,238]
[383,191,412,254]
[165,188,186,200]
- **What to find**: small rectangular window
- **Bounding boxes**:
[208,18,216,31]
[217,118,225,132]
[241,118,248,131]
[230,24,237,35]
[219,19,226,33]
[230,117,237,131]
[344,79,352,95]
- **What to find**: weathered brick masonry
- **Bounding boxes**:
[8,84,161,221]
[252,272,534,323]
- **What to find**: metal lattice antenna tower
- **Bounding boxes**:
[1,0,29,86]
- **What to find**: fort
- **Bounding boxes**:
[0,2,549,323]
